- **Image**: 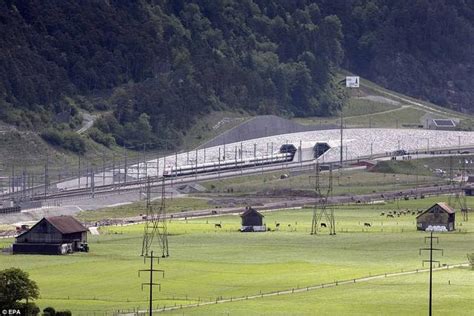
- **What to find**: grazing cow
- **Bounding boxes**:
[364,223,371,227]
[276,223,280,227]
[320,223,327,228]
[215,223,222,228]
[380,212,385,216]
[387,214,394,218]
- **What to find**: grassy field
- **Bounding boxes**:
[373,155,474,176]
[201,168,445,196]
[76,197,213,222]
[181,111,249,150]
[0,196,472,315]
[172,268,472,315]
[342,98,400,117]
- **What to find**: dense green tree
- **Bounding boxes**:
[0,268,39,310]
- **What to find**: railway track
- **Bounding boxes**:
[1,145,472,204]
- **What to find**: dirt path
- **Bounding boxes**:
[364,85,464,118]
[343,104,411,120]
[77,112,97,134]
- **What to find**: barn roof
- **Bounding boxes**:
[46,216,88,234]
[467,175,474,183]
[416,202,455,218]
[240,207,264,218]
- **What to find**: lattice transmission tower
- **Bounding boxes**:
[448,157,469,221]
[142,177,169,258]
[310,162,336,235]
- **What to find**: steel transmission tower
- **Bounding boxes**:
[142,177,169,258]
[448,157,469,221]
[311,162,336,235]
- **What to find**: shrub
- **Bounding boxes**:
[43,306,56,316]
[88,127,115,147]
[40,129,86,154]
[94,101,110,111]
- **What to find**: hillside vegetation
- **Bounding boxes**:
[0,0,473,151]
[0,0,345,150]
[323,0,474,112]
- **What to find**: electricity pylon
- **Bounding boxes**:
[311,162,335,235]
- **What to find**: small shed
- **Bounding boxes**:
[464,186,474,196]
[13,215,89,255]
[240,207,266,232]
[464,175,474,196]
[416,203,455,231]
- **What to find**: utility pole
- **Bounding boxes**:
[78,156,81,189]
[91,167,95,198]
[218,147,221,179]
[124,150,128,185]
[139,251,164,316]
[11,164,15,194]
[44,157,49,197]
[112,154,115,186]
[338,75,359,168]
[174,152,178,180]
[195,149,198,179]
[419,229,444,316]
[340,110,343,169]
[21,166,26,199]
[102,153,106,186]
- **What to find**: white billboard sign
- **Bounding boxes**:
[346,76,360,88]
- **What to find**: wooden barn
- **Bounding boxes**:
[416,203,455,231]
[13,215,89,255]
[240,207,266,232]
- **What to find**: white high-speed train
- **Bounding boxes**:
[163,151,295,177]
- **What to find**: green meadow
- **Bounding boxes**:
[0,196,472,315]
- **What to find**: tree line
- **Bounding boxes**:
[1,0,472,151]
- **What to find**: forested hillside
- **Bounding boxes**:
[0,0,473,151]
[321,0,474,111]
[0,0,344,149]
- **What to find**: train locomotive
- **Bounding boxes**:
[163,144,297,177]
